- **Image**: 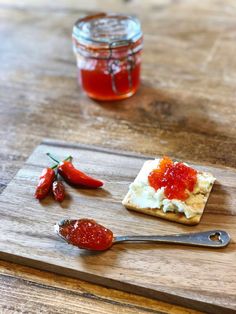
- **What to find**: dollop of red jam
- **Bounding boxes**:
[59,219,113,251]
[148,156,197,201]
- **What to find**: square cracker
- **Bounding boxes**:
[122,162,215,225]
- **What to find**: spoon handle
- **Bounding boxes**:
[113,230,230,248]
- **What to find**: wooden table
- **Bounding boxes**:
[1,0,235,313]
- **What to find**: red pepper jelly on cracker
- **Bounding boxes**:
[148,157,197,201]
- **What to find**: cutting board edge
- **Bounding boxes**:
[0,250,234,314]
[41,138,236,173]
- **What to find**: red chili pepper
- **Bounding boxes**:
[35,168,55,200]
[58,161,103,188]
[52,180,65,202]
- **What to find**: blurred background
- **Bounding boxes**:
[1,0,236,187]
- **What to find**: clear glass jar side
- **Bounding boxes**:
[72,24,143,100]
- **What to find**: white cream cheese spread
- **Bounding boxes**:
[123,159,215,218]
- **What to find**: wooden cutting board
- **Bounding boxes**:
[0,139,235,314]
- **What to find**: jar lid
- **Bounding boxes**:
[73,13,142,48]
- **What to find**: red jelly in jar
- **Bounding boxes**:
[72,13,143,100]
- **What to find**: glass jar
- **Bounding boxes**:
[72,13,143,101]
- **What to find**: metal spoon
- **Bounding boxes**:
[55,219,230,250]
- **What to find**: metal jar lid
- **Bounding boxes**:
[73,12,143,49]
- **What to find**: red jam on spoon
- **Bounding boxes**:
[57,219,113,251]
[148,156,197,201]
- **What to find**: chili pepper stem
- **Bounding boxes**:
[46,153,60,164]
[51,164,59,170]
[66,156,73,162]
[54,168,58,179]
[47,153,73,165]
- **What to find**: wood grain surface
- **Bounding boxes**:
[0,140,235,313]
[1,0,236,313]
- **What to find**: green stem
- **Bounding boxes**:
[47,154,72,170]
[47,153,60,164]
[65,155,73,162]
